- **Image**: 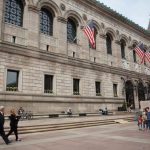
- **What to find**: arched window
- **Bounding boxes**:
[106,33,112,54]
[67,18,77,43]
[120,39,126,59]
[89,27,97,49]
[5,0,24,26]
[40,8,53,36]
[133,44,137,63]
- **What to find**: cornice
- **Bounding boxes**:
[78,0,150,40]
[0,42,150,81]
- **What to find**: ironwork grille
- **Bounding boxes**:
[44,75,53,94]
[40,8,53,36]
[5,0,23,26]
[106,34,112,54]
[67,19,76,43]
[121,40,125,59]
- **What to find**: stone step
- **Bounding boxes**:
[4,116,134,134]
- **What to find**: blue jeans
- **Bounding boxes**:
[138,123,143,130]
[147,120,150,130]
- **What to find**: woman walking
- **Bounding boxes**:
[7,109,21,141]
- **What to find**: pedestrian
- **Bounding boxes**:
[137,114,144,130]
[0,106,11,145]
[142,111,148,131]
[7,109,21,141]
[146,107,150,130]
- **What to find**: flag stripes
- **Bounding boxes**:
[145,52,150,63]
[133,43,150,64]
[133,43,145,60]
[83,20,95,48]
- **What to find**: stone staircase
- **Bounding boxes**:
[4,116,134,134]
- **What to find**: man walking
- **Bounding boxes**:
[0,106,11,145]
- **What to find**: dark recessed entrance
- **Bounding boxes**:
[125,80,135,109]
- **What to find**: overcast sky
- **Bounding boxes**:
[98,0,150,29]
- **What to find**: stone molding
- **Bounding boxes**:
[0,42,150,81]
[0,92,124,103]
[28,5,40,13]
[57,16,67,24]
[115,40,121,45]
[99,34,106,39]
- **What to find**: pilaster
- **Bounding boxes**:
[27,5,40,48]
[99,34,107,64]
[57,17,68,55]
[0,0,4,42]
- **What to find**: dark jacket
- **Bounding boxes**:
[9,114,20,128]
[0,112,5,130]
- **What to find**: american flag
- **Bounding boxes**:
[83,20,95,48]
[133,43,145,60]
[145,50,150,63]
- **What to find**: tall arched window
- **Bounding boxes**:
[133,44,137,63]
[89,27,97,49]
[40,8,53,36]
[120,39,126,59]
[106,33,112,54]
[5,0,24,26]
[67,18,77,43]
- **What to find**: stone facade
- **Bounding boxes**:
[0,0,150,114]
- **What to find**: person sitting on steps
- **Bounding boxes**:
[67,108,72,116]
[99,107,108,115]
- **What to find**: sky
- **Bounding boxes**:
[98,0,150,29]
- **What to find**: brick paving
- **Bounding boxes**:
[0,121,150,150]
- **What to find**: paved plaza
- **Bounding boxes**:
[0,122,150,150]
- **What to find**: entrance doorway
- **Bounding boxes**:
[138,82,145,109]
[125,80,135,109]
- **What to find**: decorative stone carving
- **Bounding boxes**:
[57,16,67,23]
[128,36,131,42]
[80,25,84,29]
[82,14,87,21]
[122,60,129,69]
[115,40,121,45]
[116,30,119,35]
[28,5,39,12]
[101,23,105,29]
[99,34,106,39]
[128,45,133,49]
[60,3,66,11]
